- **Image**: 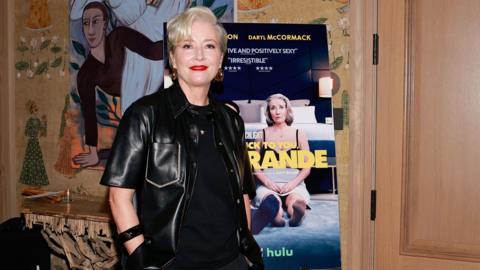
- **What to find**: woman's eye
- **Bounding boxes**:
[206,44,216,49]
[182,44,192,49]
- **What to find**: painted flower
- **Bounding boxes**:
[45,73,51,80]
[52,35,59,44]
[337,17,350,29]
[40,36,46,43]
[20,36,26,43]
[33,61,39,68]
[16,72,21,79]
[337,17,350,36]
[26,69,34,78]
[59,69,65,77]
[30,38,38,50]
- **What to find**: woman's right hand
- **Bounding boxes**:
[263,179,281,193]
[126,241,146,270]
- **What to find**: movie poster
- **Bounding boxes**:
[217,23,341,270]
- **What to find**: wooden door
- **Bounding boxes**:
[375,0,480,269]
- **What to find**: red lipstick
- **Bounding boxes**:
[190,65,208,71]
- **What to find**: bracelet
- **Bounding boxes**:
[118,224,143,244]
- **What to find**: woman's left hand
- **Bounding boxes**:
[280,182,296,194]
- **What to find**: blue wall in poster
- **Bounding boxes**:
[216,23,332,123]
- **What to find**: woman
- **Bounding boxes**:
[73,1,163,168]
[252,93,311,234]
[101,7,263,270]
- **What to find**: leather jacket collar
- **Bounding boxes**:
[168,82,215,119]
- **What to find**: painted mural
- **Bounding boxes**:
[54,0,234,174]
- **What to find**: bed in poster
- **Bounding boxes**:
[216,23,341,270]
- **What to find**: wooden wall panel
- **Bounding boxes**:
[401,0,480,262]
[0,0,17,222]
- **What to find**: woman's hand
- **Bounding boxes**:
[280,181,297,194]
[73,145,99,167]
[263,179,281,193]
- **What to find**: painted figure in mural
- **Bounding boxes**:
[54,109,78,177]
[252,93,311,234]
[20,100,49,187]
[72,1,163,168]
[101,7,263,269]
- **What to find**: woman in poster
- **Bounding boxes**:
[72,1,163,167]
[252,93,311,234]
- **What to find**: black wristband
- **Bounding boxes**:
[118,224,143,244]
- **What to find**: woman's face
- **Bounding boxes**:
[29,103,38,115]
[170,20,223,90]
[268,98,288,125]
[82,8,106,49]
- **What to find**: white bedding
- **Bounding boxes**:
[244,122,335,141]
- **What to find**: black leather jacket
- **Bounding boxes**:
[101,83,263,269]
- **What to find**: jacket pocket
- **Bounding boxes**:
[145,143,181,188]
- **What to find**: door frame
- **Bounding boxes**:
[0,0,17,222]
[348,0,376,269]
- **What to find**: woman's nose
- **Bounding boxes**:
[194,47,205,60]
[87,23,95,35]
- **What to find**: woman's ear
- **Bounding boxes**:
[169,51,176,68]
[220,53,225,67]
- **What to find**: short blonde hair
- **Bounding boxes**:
[167,7,227,59]
[264,93,294,126]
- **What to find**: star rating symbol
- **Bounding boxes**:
[224,66,242,71]
[255,66,273,72]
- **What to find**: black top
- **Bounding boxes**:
[171,105,239,269]
[259,128,300,163]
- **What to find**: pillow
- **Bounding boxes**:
[292,106,317,123]
[237,102,262,123]
[290,99,310,106]
[249,100,265,105]
[232,100,250,105]
[260,105,267,123]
